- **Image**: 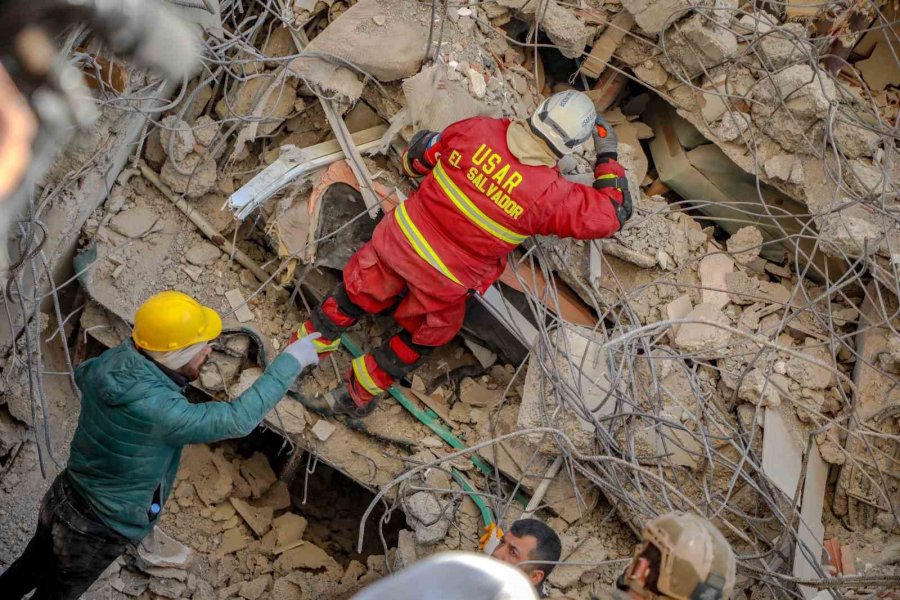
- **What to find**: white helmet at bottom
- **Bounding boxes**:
[529,90,597,156]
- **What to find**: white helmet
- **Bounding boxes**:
[529,90,596,156]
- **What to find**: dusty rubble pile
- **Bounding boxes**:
[97,445,387,600]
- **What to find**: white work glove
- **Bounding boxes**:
[282,333,321,369]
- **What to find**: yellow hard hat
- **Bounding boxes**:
[132,291,222,352]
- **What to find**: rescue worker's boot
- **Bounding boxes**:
[293,385,378,418]
[289,283,368,358]
[295,332,432,419]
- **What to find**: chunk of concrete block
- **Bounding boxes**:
[548,537,607,589]
[137,527,193,571]
[727,226,764,266]
[698,253,734,309]
[185,241,222,266]
[664,13,738,77]
[762,406,803,498]
[795,443,828,599]
[665,294,692,339]
[405,492,451,545]
[311,418,336,441]
[621,0,692,34]
[518,326,615,454]
[109,207,159,238]
[673,303,732,357]
[225,288,255,323]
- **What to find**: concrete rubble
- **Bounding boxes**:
[1,1,898,599]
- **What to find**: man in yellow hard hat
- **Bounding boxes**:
[0,291,321,600]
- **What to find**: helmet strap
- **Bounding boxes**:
[527,118,564,158]
[688,574,725,600]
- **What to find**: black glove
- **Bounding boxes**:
[616,184,633,228]
[593,158,632,230]
[403,130,439,177]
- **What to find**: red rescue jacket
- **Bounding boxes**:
[376,116,624,294]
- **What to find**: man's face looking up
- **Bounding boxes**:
[492,532,546,586]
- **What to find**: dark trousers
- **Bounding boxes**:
[0,470,131,600]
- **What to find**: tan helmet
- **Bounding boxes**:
[618,512,736,600]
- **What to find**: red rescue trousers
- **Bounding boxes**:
[298,239,470,407]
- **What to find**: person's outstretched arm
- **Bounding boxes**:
[145,335,320,445]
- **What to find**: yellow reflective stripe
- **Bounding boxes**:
[433,161,527,245]
[394,202,463,286]
[352,356,384,396]
[596,173,622,190]
[313,338,340,352]
[300,323,340,353]
[402,152,415,177]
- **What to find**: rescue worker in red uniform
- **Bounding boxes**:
[293,90,633,417]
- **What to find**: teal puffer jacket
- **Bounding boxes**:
[67,341,301,540]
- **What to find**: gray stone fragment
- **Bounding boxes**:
[110,568,150,597]
[109,207,159,238]
[405,492,450,545]
[664,13,738,76]
[159,116,195,163]
[185,241,222,267]
[621,0,692,34]
[147,576,186,599]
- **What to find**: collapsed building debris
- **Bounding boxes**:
[1,0,899,599]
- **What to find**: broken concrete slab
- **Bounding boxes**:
[458,377,501,409]
[110,568,150,596]
[109,207,159,238]
[256,480,292,511]
[287,0,431,102]
[159,115,195,163]
[148,576,187,599]
[273,512,308,549]
[137,527,193,571]
[665,293,692,340]
[274,540,340,574]
[762,405,804,498]
[698,253,734,309]
[311,418,337,441]
[219,526,251,555]
[240,452,277,498]
[737,369,783,407]
[621,0,691,34]
[664,13,738,77]
[548,536,607,589]
[727,226,764,266]
[239,574,272,600]
[673,303,732,358]
[230,497,274,537]
[581,11,635,78]
[725,271,760,305]
[518,325,615,454]
[785,342,834,390]
[540,0,592,59]
[403,65,502,133]
[159,153,217,198]
[795,442,828,599]
[185,241,222,266]
[464,338,497,369]
[405,491,451,545]
[225,288,255,323]
[181,445,234,505]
